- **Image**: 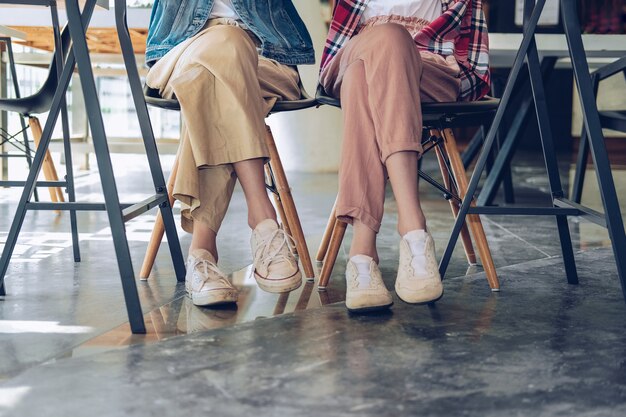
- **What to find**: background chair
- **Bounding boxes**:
[139,82,317,282]
[571,55,626,203]
[315,87,501,292]
[0,35,39,202]
[0,21,81,261]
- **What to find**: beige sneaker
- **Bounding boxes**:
[185,249,239,307]
[345,255,393,312]
[395,230,444,304]
[251,219,302,293]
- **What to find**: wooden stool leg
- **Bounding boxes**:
[265,125,315,280]
[318,219,347,289]
[316,198,338,262]
[440,128,500,291]
[140,155,179,280]
[433,138,478,265]
[29,117,64,203]
[265,164,296,254]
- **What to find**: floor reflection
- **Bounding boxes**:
[1,155,625,380]
[71,265,322,356]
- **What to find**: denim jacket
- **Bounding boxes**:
[146,0,315,66]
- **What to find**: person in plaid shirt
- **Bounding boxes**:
[319,0,491,312]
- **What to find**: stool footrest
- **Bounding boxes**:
[122,194,168,222]
[0,180,67,187]
[467,206,581,216]
[23,193,168,223]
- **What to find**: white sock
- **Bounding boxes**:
[403,229,428,275]
[349,254,374,286]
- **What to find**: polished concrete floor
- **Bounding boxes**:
[0,150,625,416]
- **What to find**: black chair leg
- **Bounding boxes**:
[526,28,578,284]
[52,3,81,262]
[571,130,589,204]
[114,0,186,283]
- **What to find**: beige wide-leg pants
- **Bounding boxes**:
[146,21,300,234]
[320,23,462,233]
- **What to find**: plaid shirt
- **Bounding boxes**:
[321,0,490,101]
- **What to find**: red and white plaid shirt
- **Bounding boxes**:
[321,0,491,101]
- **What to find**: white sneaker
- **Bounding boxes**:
[395,230,444,304]
[185,249,239,306]
[345,255,393,312]
[251,219,302,293]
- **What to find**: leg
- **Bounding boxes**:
[140,154,179,279]
[337,56,386,261]
[317,198,338,262]
[183,164,238,259]
[525,30,578,284]
[318,24,426,287]
[232,156,276,229]
[318,220,348,289]
[440,128,500,290]
[265,163,296,255]
[434,142,478,265]
[66,0,145,333]
[571,123,590,204]
[264,126,315,279]
[386,152,426,235]
[151,25,305,290]
[28,117,64,203]
[51,2,80,262]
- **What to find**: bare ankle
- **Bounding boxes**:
[189,245,218,262]
[398,215,427,236]
[349,249,379,264]
[350,221,379,263]
[248,200,277,229]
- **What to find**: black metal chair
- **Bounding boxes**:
[0,35,38,201]
[0,21,81,262]
[315,85,501,291]
[139,81,318,281]
[571,55,626,203]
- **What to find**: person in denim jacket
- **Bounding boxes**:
[145,0,314,306]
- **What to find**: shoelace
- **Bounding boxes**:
[254,228,296,271]
[192,259,231,288]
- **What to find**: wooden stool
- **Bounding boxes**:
[28,117,65,204]
[315,91,501,292]
[139,84,316,281]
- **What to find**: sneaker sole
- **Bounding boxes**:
[346,301,394,313]
[254,270,302,294]
[395,286,444,305]
[188,289,239,307]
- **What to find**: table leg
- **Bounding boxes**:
[66,0,146,333]
[51,1,81,262]
[561,0,626,300]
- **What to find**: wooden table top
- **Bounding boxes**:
[0,0,109,10]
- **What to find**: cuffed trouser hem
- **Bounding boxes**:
[381,141,423,163]
[336,205,382,234]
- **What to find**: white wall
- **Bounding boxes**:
[266,0,343,173]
